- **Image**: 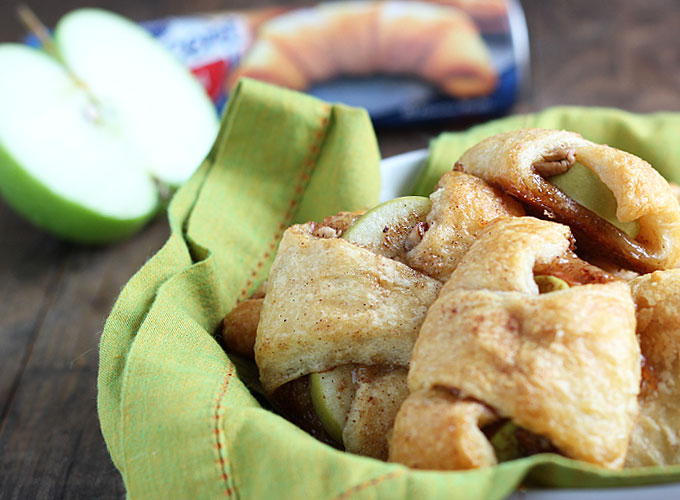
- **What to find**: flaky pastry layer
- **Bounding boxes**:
[401,217,640,469]
[455,129,680,272]
[625,270,680,467]
[404,171,524,282]
[255,222,441,394]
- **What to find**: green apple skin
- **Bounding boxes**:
[309,367,356,445]
[549,163,640,238]
[0,141,156,244]
[342,196,432,256]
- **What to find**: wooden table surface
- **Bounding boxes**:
[1,0,679,498]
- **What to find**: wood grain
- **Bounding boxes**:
[0,213,169,499]
[0,0,679,498]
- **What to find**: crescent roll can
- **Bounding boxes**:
[24,1,528,125]
[128,0,529,127]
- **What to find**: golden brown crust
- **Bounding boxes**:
[230,1,497,97]
[404,171,524,282]
[410,285,639,468]
[343,367,409,460]
[447,217,574,293]
[320,210,366,235]
[625,270,680,467]
[401,217,640,469]
[455,129,680,272]
[389,388,498,469]
[221,298,263,359]
[669,182,680,203]
[255,222,442,394]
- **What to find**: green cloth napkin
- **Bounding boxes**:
[99,86,680,500]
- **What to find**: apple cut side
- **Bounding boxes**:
[0,44,159,243]
[54,9,219,187]
[342,196,432,257]
[548,162,641,238]
[309,366,357,445]
[0,9,218,244]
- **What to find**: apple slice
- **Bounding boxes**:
[534,275,569,293]
[489,421,521,463]
[548,163,640,238]
[342,196,432,257]
[0,9,219,243]
[309,366,357,444]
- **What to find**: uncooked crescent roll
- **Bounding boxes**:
[625,270,680,467]
[230,1,497,98]
[404,170,524,282]
[454,129,680,273]
[390,217,640,469]
[432,0,510,34]
[255,221,442,394]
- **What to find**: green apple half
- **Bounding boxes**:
[548,162,640,238]
[0,9,219,243]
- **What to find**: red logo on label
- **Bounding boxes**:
[191,60,229,101]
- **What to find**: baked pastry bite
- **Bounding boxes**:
[225,178,523,457]
[255,221,441,393]
[254,216,441,458]
[625,270,680,467]
[225,167,523,359]
[221,295,263,359]
[403,170,524,282]
[341,366,410,459]
[454,129,680,273]
[221,211,364,359]
[389,388,498,469]
[230,1,497,98]
[389,217,640,470]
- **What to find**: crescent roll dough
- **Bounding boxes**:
[432,0,510,34]
[389,388,497,470]
[625,270,680,467]
[231,1,497,98]
[454,129,680,273]
[404,170,524,282]
[390,217,640,469]
[255,221,441,395]
[342,367,409,460]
